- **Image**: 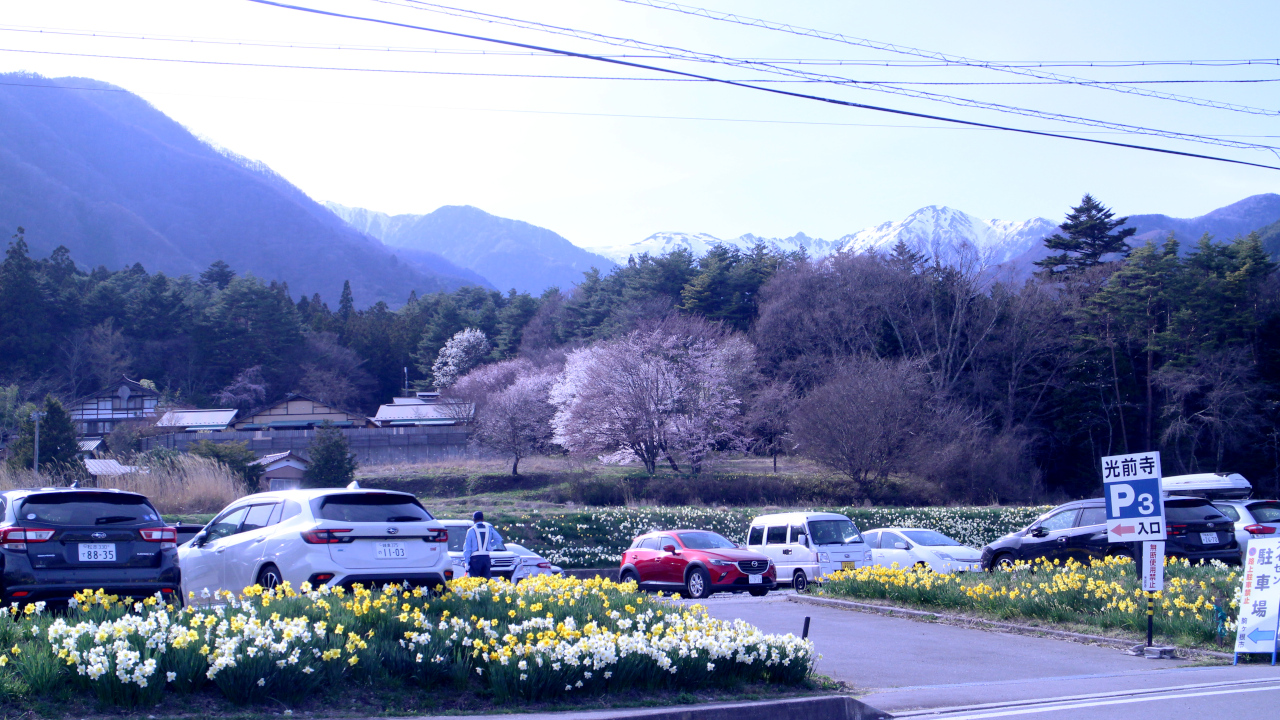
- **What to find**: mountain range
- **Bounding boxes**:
[325,203,614,295]
[591,195,1280,271]
[0,74,479,306]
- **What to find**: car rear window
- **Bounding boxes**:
[318,494,432,523]
[19,493,158,526]
[1166,499,1231,523]
[1247,502,1280,523]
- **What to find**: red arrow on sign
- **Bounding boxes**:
[1111,524,1135,536]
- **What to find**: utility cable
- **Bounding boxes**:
[241,0,1280,171]
[614,0,1279,117]
[377,0,1280,152]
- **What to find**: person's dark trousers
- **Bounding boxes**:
[468,555,492,579]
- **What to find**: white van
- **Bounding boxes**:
[746,512,872,591]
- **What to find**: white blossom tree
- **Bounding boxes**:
[550,319,753,475]
[431,328,491,389]
[473,371,558,476]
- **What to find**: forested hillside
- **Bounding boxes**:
[4,194,1280,500]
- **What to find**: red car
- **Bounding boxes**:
[619,529,778,599]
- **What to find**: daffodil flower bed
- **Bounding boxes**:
[0,576,813,708]
[821,555,1239,647]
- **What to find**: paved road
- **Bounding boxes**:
[691,591,1280,718]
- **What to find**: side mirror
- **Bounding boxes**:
[795,534,808,547]
[193,531,207,547]
[894,542,908,550]
[662,544,678,554]
[1030,527,1049,538]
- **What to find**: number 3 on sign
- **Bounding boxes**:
[1138,494,1154,515]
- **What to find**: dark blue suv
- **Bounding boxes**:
[0,488,181,604]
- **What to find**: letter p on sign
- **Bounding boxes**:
[1109,483,1135,511]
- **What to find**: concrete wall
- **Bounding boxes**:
[141,425,472,465]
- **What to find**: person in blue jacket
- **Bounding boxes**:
[462,510,503,579]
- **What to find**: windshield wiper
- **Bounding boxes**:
[95,516,138,525]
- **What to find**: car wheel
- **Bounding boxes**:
[993,553,1016,571]
[685,567,711,599]
[620,570,641,588]
[256,564,283,591]
[792,570,808,593]
[748,588,769,597]
[914,561,930,571]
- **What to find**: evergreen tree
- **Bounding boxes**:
[199,260,236,289]
[303,422,358,487]
[7,396,83,474]
[1035,194,1137,276]
[338,280,355,321]
[0,228,53,373]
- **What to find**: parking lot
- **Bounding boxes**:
[689,590,1280,718]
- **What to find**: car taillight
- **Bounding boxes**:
[537,562,550,569]
[140,527,177,549]
[1,527,54,549]
[301,529,352,544]
[307,572,336,585]
[424,528,449,543]
[1167,524,1188,536]
[1246,524,1277,535]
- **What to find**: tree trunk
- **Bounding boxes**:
[1145,342,1155,452]
[511,455,520,476]
[1107,322,1130,454]
[666,454,681,473]
[772,452,778,473]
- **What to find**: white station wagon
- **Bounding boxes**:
[179,488,452,597]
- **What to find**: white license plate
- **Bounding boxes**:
[78,544,116,562]
[374,541,407,559]
[748,573,762,584]
[841,561,858,570]
[1200,532,1219,545]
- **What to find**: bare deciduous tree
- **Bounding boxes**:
[87,319,132,389]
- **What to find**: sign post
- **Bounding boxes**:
[1141,540,1165,647]
[1234,536,1280,666]
[1102,451,1165,648]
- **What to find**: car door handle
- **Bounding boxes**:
[782,549,792,555]
[215,547,228,554]
[1056,537,1067,542]
[253,537,267,544]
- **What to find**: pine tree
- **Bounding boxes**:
[7,396,84,474]
[199,260,236,289]
[303,422,358,487]
[1035,194,1136,276]
[338,280,355,321]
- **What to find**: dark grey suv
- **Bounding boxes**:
[0,488,181,604]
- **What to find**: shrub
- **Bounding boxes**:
[304,423,357,487]
[188,440,263,491]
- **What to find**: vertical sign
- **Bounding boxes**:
[1235,536,1280,658]
[1101,451,1166,543]
[1141,541,1164,592]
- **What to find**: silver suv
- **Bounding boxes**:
[1210,499,1280,563]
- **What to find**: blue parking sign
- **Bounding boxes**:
[1101,451,1166,542]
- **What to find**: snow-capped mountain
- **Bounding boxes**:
[837,206,1059,265]
[589,206,1057,266]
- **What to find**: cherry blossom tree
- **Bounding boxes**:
[550,318,753,475]
[431,328,491,388]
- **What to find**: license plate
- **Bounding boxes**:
[78,544,116,562]
[374,542,406,559]
[748,573,762,584]
[1200,532,1219,545]
[842,561,858,570]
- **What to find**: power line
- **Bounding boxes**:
[241,0,1280,171]
[378,0,1280,152]
[4,23,1276,70]
[10,45,1275,86]
[7,75,1279,138]
[613,0,1279,117]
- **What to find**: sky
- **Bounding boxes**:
[1,0,1278,250]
